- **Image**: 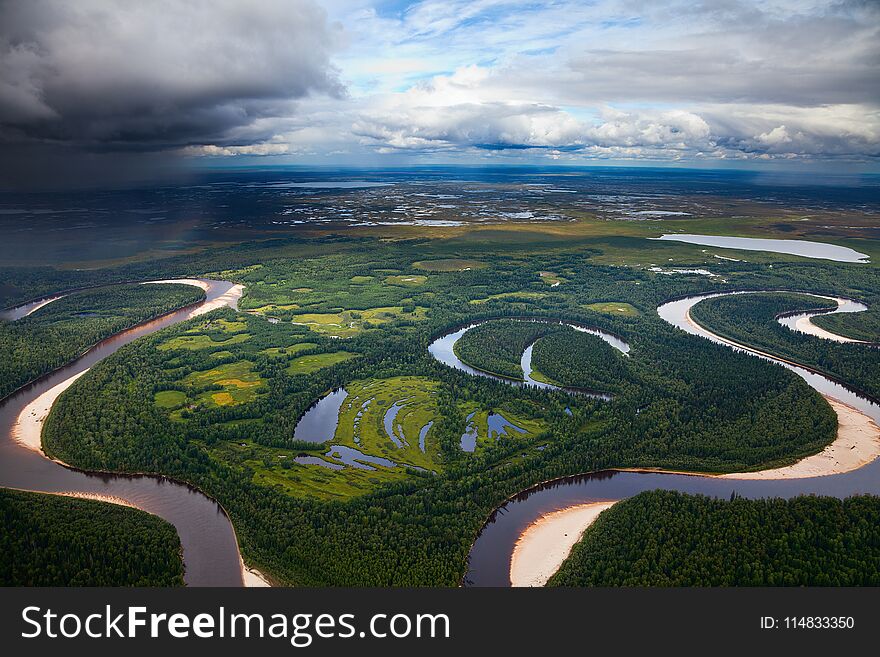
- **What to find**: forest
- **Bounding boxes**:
[454,320,564,379]
[36,241,852,585]
[0,489,184,586]
[529,327,629,393]
[549,491,880,586]
[690,292,880,400]
[0,283,204,399]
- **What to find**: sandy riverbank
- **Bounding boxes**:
[724,398,880,479]
[508,398,880,587]
[51,491,137,508]
[789,298,866,344]
[793,314,853,342]
[242,564,272,587]
[510,501,617,587]
[12,370,89,454]
[142,279,244,317]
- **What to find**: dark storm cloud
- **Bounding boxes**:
[0,0,343,186]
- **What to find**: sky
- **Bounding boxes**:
[0,0,878,186]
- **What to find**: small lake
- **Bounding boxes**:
[293,388,348,443]
[654,234,869,263]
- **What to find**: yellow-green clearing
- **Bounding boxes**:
[157,332,251,351]
[286,351,358,375]
[584,302,640,316]
[470,291,546,304]
[260,343,318,359]
[291,306,428,337]
[182,361,265,407]
[384,274,427,286]
[154,390,186,408]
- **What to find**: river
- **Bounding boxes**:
[450,295,880,586]
[0,279,245,586]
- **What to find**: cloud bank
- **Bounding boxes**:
[0,0,877,185]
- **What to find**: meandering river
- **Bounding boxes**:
[453,294,880,586]
[3,278,877,588]
[0,279,246,586]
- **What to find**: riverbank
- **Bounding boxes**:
[510,501,617,587]
[724,398,880,479]
[507,296,880,587]
[13,370,89,455]
[242,562,272,587]
[2,278,248,587]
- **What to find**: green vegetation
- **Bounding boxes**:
[538,271,566,286]
[334,376,443,470]
[549,491,880,586]
[470,291,546,304]
[690,293,880,399]
[0,283,204,399]
[290,306,428,338]
[413,258,486,271]
[454,320,564,379]
[385,275,427,286]
[21,217,878,586]
[530,328,628,393]
[286,351,358,375]
[0,489,184,586]
[182,360,265,407]
[584,302,639,316]
[813,307,880,342]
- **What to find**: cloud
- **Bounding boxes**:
[349,64,878,161]
[1,0,878,182]
[0,0,343,151]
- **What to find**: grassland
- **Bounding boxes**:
[334,376,443,471]
[183,360,265,407]
[470,291,546,305]
[208,440,413,501]
[290,306,428,337]
[384,274,428,286]
[584,302,640,316]
[260,343,317,358]
[286,351,359,375]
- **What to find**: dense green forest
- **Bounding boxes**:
[690,292,880,400]
[0,283,204,399]
[454,320,564,379]
[39,242,846,585]
[549,491,880,586]
[530,327,629,393]
[0,489,184,586]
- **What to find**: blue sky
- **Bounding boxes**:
[1,0,878,176]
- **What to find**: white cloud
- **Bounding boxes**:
[2,0,878,172]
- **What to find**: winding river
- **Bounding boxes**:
[428,319,628,399]
[2,279,877,588]
[441,295,880,587]
[0,279,247,586]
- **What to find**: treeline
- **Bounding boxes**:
[690,292,880,400]
[453,320,564,379]
[549,491,880,586]
[0,489,184,586]
[0,283,204,399]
